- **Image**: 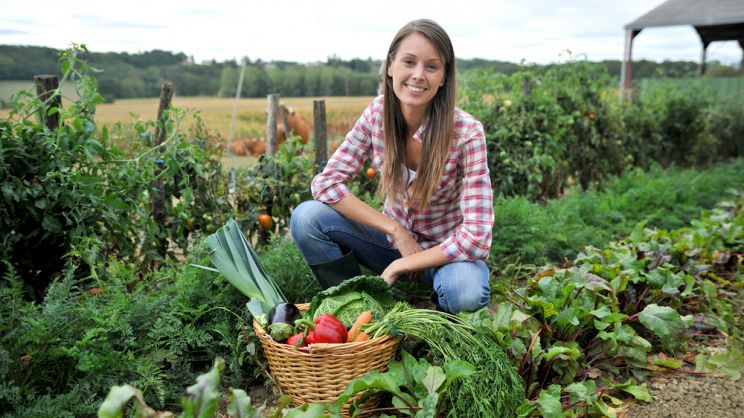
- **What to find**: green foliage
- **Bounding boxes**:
[234,136,316,241]
[489,160,744,268]
[695,350,744,380]
[621,80,714,167]
[478,194,744,416]
[0,45,381,100]
[0,45,233,297]
[0,243,256,417]
[366,303,526,417]
[459,60,744,201]
[459,60,621,199]
[334,350,476,417]
[257,235,319,304]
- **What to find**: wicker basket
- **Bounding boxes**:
[253,303,399,416]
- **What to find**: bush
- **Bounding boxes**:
[459,61,744,201]
[0,47,234,297]
[460,60,623,200]
[0,244,255,417]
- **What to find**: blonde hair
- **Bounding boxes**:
[381,19,456,211]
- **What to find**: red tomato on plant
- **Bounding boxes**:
[258,214,272,230]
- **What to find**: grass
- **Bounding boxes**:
[1,87,374,170]
[0,80,79,104]
[93,96,375,142]
[0,81,374,144]
[489,159,744,269]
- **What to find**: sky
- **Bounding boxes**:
[1,0,742,66]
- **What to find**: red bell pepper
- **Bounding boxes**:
[286,333,307,348]
[297,314,347,344]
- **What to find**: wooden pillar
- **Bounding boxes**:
[266,94,279,156]
[313,100,327,167]
[34,75,61,129]
[620,29,641,100]
[700,40,711,76]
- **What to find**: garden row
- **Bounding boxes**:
[3,49,744,300]
[95,190,744,417]
[2,47,743,417]
[459,62,744,200]
[2,165,741,417]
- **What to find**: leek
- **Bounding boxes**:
[197,219,286,318]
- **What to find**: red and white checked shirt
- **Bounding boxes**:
[311,96,494,262]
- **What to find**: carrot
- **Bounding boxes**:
[347,311,373,342]
[353,332,369,342]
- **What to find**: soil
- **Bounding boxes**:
[624,373,744,418]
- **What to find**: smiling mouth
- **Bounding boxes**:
[405,84,426,93]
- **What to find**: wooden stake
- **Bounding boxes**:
[266,94,279,156]
[313,100,327,168]
[34,75,61,130]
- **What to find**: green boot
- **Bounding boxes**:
[310,251,362,290]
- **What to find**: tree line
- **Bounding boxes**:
[0,45,738,101]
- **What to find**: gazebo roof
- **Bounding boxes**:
[625,0,744,31]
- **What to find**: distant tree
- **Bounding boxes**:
[705,61,739,77]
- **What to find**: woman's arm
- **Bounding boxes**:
[330,194,422,257]
[381,245,449,285]
[333,195,450,285]
[438,119,494,262]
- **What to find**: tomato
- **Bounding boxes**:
[258,214,272,230]
[366,167,376,179]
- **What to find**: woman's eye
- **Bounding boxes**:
[427,64,439,71]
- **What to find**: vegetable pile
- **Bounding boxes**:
[200,221,524,416]
[278,275,397,347]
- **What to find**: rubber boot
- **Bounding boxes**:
[310,251,362,290]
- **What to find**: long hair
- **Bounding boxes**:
[381,19,456,211]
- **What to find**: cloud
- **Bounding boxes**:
[0,28,28,35]
[0,0,740,65]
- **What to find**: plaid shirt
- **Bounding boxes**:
[311,96,494,262]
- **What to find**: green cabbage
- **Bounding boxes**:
[304,275,396,328]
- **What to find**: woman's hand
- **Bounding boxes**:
[381,258,407,286]
[390,224,423,257]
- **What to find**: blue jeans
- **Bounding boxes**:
[289,200,490,313]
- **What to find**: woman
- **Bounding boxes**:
[290,19,493,314]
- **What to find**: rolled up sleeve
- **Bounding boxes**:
[438,121,494,261]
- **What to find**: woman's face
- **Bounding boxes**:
[387,32,446,115]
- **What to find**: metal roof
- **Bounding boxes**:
[625,0,744,30]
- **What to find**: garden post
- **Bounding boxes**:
[280,104,291,145]
[267,94,279,156]
[152,82,175,260]
[313,100,327,168]
[34,75,61,130]
[522,76,532,97]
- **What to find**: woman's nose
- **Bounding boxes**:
[412,64,425,79]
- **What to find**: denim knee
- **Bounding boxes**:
[289,200,344,263]
[433,260,490,314]
[290,200,324,243]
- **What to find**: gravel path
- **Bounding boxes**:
[625,374,744,418]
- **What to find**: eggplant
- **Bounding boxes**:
[268,303,301,325]
[267,303,301,342]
